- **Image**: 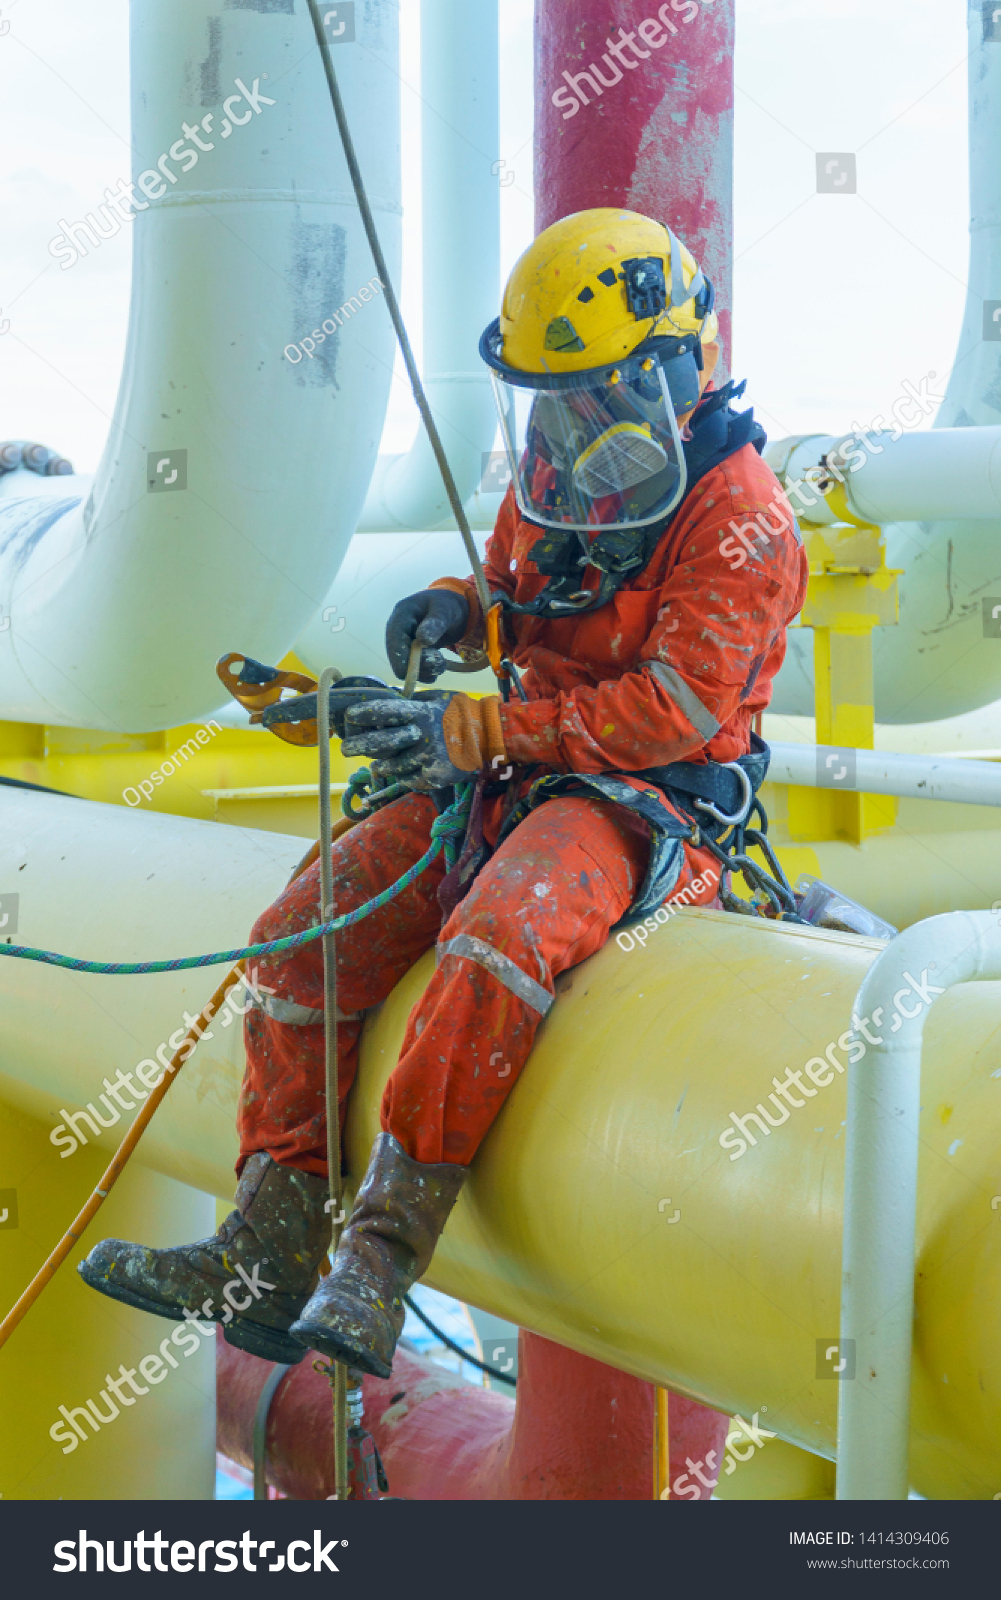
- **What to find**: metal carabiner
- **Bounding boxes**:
[693,761,753,828]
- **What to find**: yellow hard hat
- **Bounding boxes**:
[481,208,718,379]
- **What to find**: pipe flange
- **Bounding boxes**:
[0,440,74,476]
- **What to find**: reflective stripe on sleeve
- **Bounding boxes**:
[643,660,721,740]
[437,934,554,1016]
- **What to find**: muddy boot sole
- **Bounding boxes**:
[221,1320,308,1365]
[287,1314,393,1380]
[78,1256,307,1366]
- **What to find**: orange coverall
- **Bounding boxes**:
[239,435,808,1170]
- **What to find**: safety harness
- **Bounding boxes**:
[492,733,797,925]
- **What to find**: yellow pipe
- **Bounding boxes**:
[345,915,1001,1501]
[712,1434,836,1500]
[0,966,245,1352]
[0,1103,216,1500]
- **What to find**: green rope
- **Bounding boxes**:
[0,786,471,977]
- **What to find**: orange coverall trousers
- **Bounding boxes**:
[239,789,719,1171]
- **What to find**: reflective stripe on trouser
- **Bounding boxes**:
[239,788,719,1169]
[247,993,360,1027]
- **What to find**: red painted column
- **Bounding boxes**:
[474,1332,731,1501]
[534,0,735,372]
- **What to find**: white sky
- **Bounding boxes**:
[0,0,971,471]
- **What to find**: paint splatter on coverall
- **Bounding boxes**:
[239,435,808,1171]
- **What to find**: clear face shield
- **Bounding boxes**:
[489,345,700,533]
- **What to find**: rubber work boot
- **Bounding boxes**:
[78,1154,330,1364]
[288,1133,467,1379]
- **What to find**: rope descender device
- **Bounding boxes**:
[216,653,321,746]
[216,654,411,754]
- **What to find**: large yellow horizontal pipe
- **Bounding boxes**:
[348,919,1001,1501]
[0,791,300,1197]
[2,791,999,1498]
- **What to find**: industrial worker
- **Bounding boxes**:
[81,210,808,1380]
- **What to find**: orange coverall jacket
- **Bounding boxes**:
[437,439,808,780]
[239,424,808,1170]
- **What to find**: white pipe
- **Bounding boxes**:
[770,426,1001,527]
[837,910,1001,1499]
[771,4,1001,725]
[769,426,1001,527]
[0,0,401,731]
[937,0,1001,433]
[354,0,499,533]
[767,741,1001,806]
[295,0,504,682]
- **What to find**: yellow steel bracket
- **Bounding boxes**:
[788,482,903,845]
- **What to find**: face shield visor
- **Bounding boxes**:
[485,340,701,533]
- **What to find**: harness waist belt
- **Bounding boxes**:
[632,733,771,821]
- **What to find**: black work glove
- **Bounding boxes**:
[342,690,503,793]
[385,588,469,684]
